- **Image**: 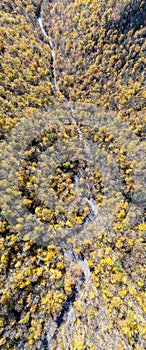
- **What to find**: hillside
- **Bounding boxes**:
[0,1,146,349]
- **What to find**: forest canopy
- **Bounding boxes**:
[0,1,145,349]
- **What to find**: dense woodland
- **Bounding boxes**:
[0,0,146,349]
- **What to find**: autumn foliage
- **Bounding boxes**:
[0,1,145,349]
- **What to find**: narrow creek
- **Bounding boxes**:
[35,2,98,348]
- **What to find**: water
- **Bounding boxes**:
[37,11,98,230]
[38,15,59,91]
[36,5,98,349]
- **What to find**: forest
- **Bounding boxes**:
[0,0,146,349]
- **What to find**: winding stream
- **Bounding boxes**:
[36,2,98,348]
